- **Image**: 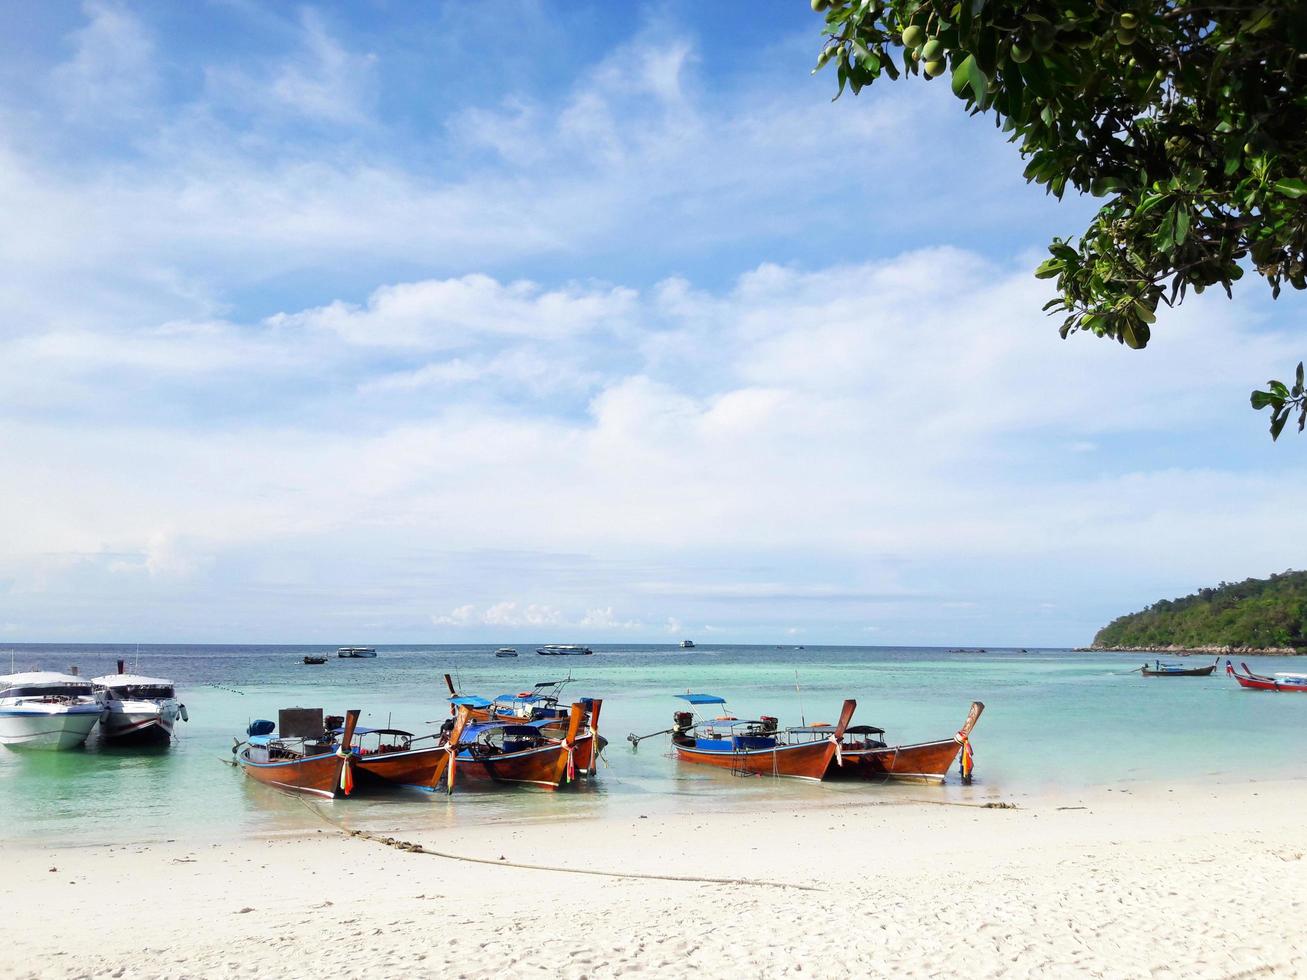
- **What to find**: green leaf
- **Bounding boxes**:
[1034,258,1064,279]
[1272,178,1307,199]
[1250,390,1277,410]
[950,54,985,103]
[1271,409,1288,441]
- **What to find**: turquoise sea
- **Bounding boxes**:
[3,644,1305,846]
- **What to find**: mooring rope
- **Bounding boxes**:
[286,793,818,891]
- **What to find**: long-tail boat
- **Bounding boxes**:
[829,701,984,784]
[443,674,605,775]
[661,694,857,781]
[235,708,360,799]
[1140,657,1218,677]
[451,702,590,790]
[349,707,473,793]
[1228,660,1307,692]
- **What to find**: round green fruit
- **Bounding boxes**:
[1118,12,1138,29]
[1115,27,1136,45]
[923,59,946,77]
[921,38,943,61]
[1009,42,1031,64]
[902,25,924,49]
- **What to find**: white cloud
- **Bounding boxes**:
[52,1,156,121]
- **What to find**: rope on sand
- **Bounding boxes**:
[296,797,821,892]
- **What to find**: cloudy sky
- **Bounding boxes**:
[1,1,1303,646]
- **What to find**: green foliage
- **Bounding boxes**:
[1093,570,1307,649]
[1250,361,1307,439]
[814,1,1307,434]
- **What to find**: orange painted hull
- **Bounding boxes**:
[457,733,592,790]
[238,750,347,799]
[673,737,837,781]
[831,738,965,783]
[353,745,452,792]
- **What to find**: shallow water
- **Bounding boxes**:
[3,643,1303,846]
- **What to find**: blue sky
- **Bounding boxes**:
[1,1,1304,646]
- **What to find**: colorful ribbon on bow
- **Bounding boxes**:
[829,733,843,767]
[956,730,974,783]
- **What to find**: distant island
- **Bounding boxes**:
[1090,570,1307,654]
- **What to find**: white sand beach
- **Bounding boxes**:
[4,777,1305,979]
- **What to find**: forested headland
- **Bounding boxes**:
[1092,571,1307,653]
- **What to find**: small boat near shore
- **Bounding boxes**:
[1227,660,1307,692]
[443,675,605,775]
[337,647,377,658]
[537,644,592,656]
[828,702,984,784]
[0,672,102,750]
[93,667,188,744]
[648,694,857,781]
[350,708,472,793]
[234,708,361,799]
[1140,658,1218,677]
[453,702,591,789]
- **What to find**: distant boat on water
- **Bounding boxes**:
[337,647,377,659]
[93,665,187,744]
[1140,658,1218,677]
[494,648,519,658]
[0,671,102,750]
[537,644,593,656]
[304,655,327,665]
[679,640,695,649]
[1227,660,1307,691]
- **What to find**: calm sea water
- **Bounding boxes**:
[3,643,1304,846]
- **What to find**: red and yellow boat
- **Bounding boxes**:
[664,694,857,781]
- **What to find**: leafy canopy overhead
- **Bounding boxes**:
[812,0,1307,437]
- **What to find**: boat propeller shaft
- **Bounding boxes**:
[626,728,674,751]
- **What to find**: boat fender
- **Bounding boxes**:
[179,704,189,723]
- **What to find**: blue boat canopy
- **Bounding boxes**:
[675,694,726,705]
[493,693,550,703]
[449,695,493,708]
[461,720,549,741]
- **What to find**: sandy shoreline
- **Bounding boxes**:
[4,778,1306,978]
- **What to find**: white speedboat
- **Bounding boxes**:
[680,639,696,649]
[92,672,187,745]
[536,644,593,656]
[337,647,377,658]
[0,672,102,750]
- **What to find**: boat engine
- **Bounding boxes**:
[324,714,344,733]
[759,715,778,733]
[672,710,694,733]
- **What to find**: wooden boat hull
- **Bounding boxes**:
[1229,661,1307,692]
[352,745,451,791]
[673,737,838,781]
[1141,664,1216,677]
[832,739,966,783]
[238,749,347,799]
[457,733,594,789]
[831,701,985,784]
